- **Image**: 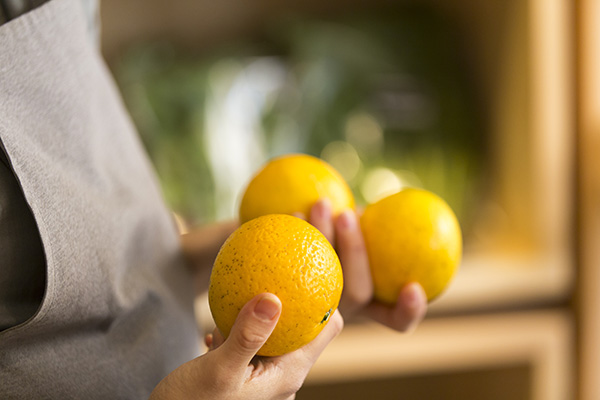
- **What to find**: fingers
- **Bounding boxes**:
[334,210,373,316]
[295,310,344,366]
[204,333,213,349]
[312,203,374,317]
[205,327,226,351]
[365,282,427,332]
[310,199,335,244]
[216,293,282,375]
[262,311,343,394]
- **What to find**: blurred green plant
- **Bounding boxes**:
[114,6,485,233]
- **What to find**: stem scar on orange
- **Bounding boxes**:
[208,214,344,356]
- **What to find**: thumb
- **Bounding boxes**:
[218,293,282,372]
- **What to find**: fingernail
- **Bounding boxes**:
[402,283,426,309]
[338,210,356,230]
[314,198,331,219]
[254,296,281,321]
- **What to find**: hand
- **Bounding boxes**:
[309,199,427,332]
[149,293,343,400]
[180,220,239,292]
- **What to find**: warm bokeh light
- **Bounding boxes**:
[320,141,362,183]
[360,167,402,204]
[344,111,384,156]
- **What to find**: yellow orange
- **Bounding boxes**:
[361,188,462,303]
[208,214,343,356]
[239,154,355,223]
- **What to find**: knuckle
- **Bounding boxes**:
[236,327,267,351]
[349,239,366,255]
[339,241,369,270]
[338,228,365,254]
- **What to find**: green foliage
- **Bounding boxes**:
[114,7,485,231]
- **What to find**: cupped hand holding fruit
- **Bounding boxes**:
[150,291,343,400]
[312,187,462,329]
[310,198,428,332]
[153,214,344,399]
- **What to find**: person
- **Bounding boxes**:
[0,0,427,399]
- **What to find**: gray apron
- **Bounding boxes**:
[0,0,201,398]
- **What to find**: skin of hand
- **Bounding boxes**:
[308,198,428,332]
[149,292,344,400]
[171,198,424,398]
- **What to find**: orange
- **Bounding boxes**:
[361,188,462,303]
[208,214,343,356]
[239,154,355,223]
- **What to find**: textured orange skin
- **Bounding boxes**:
[361,188,462,303]
[209,214,344,356]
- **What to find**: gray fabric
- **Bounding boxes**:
[0,0,99,46]
[0,0,96,336]
[0,144,46,331]
[0,0,201,398]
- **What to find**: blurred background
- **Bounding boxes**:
[99,0,600,399]
[110,6,485,232]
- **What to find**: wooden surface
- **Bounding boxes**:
[304,310,574,400]
[428,250,573,315]
[576,0,600,399]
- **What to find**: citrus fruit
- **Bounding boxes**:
[208,214,344,356]
[239,154,355,223]
[361,188,462,303]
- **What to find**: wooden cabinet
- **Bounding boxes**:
[575,1,600,399]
